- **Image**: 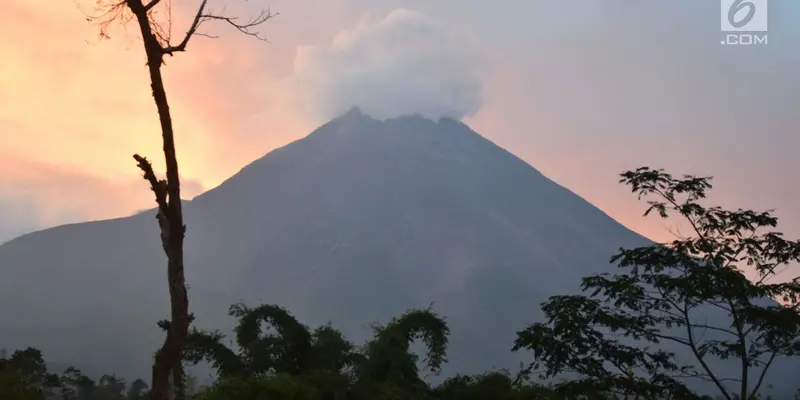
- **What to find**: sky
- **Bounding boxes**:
[0,0,798,248]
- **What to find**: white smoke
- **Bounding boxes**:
[285,9,487,121]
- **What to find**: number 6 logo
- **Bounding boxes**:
[728,0,756,28]
[721,0,768,32]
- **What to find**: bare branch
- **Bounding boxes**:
[672,371,742,384]
[194,32,220,40]
[689,322,738,338]
[748,351,777,398]
[144,0,162,11]
[200,8,276,41]
[133,154,171,255]
[680,301,733,400]
[162,2,276,56]
[151,16,172,46]
[161,0,208,55]
[133,154,168,213]
[79,0,132,40]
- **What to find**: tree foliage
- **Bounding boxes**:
[0,348,59,400]
[177,302,560,399]
[360,308,450,388]
[513,167,800,400]
[0,350,151,400]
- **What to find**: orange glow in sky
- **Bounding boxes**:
[0,0,305,231]
[1,0,797,246]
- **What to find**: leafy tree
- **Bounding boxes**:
[0,325,569,399]
[60,366,97,400]
[97,375,127,400]
[183,301,373,400]
[231,303,314,376]
[309,324,363,375]
[514,167,800,399]
[126,379,149,400]
[0,347,59,400]
[193,374,318,400]
[433,370,559,400]
[183,303,320,378]
[58,364,150,400]
[359,308,449,391]
[185,304,458,399]
[0,366,41,400]
[84,1,274,398]
[0,371,42,400]
[183,303,357,400]
[0,349,145,400]
[1,348,155,400]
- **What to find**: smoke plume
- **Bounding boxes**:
[286,9,487,122]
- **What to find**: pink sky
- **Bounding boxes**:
[0,0,798,247]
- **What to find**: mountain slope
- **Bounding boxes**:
[0,110,794,396]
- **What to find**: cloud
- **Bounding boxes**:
[0,157,205,243]
[0,0,281,193]
[284,9,488,122]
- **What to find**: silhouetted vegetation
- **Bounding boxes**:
[0,306,560,400]
[3,168,799,399]
[515,168,800,399]
[0,347,147,400]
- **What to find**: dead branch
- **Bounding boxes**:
[160,0,208,55]
[162,2,275,55]
[144,0,162,11]
[78,0,132,40]
[86,0,275,57]
[133,154,171,254]
[198,9,275,40]
[133,154,168,211]
[88,2,275,399]
[194,32,219,39]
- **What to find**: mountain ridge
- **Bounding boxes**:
[0,112,650,378]
[1,111,794,396]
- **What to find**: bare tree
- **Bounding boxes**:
[85,1,274,399]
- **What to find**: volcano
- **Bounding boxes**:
[0,109,795,395]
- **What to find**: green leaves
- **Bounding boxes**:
[361,308,450,389]
[2,309,561,399]
[309,325,360,374]
[515,167,800,400]
[183,303,367,381]
[230,303,314,376]
[434,371,557,400]
[0,353,151,400]
[184,305,455,399]
[183,329,244,377]
[193,375,318,400]
[0,347,60,400]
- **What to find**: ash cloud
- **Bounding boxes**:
[286,9,487,121]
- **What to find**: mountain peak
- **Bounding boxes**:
[338,106,370,121]
[334,106,464,126]
[7,112,794,397]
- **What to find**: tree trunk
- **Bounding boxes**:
[126,2,190,400]
[173,362,186,400]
